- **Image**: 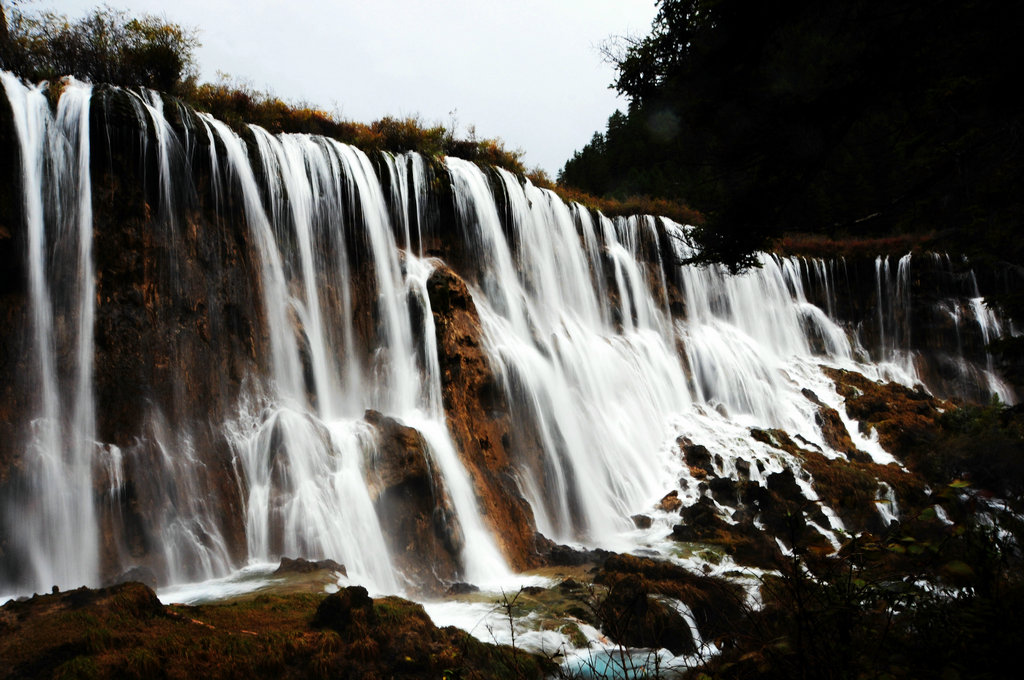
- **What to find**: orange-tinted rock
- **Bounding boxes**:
[803,388,871,460]
[823,366,948,456]
[656,489,683,512]
[426,266,540,570]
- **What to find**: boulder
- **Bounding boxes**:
[104,565,159,590]
[313,585,376,633]
[274,557,346,576]
[594,554,747,654]
[655,489,683,512]
[631,514,653,529]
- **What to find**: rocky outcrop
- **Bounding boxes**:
[823,366,948,455]
[802,387,870,462]
[799,254,1017,402]
[273,557,346,576]
[426,265,541,570]
[593,554,746,655]
[0,582,553,680]
[363,409,461,595]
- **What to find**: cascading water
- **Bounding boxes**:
[1,74,99,592]
[0,73,1016,601]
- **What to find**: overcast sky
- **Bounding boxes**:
[37,0,658,176]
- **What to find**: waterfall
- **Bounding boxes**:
[0,73,1016,596]
[1,74,99,591]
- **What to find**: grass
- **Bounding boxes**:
[178,77,526,175]
[0,585,553,679]
[773,231,939,259]
[528,170,705,226]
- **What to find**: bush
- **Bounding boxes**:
[2,5,199,93]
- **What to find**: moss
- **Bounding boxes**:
[560,622,589,649]
[824,367,1024,504]
[798,448,927,532]
[593,554,747,651]
[773,231,938,259]
[543,182,703,227]
[0,583,554,679]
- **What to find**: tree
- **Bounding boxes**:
[562,0,1024,271]
[3,4,199,93]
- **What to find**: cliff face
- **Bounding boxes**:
[0,77,1017,596]
[795,253,1021,402]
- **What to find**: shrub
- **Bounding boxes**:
[2,5,199,93]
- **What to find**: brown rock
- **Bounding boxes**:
[274,557,346,576]
[631,514,653,529]
[364,410,462,595]
[655,489,683,512]
[427,266,540,570]
[594,554,747,653]
[804,390,871,460]
[313,585,376,633]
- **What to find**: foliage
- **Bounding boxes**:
[773,232,938,260]
[185,76,527,173]
[560,0,1024,274]
[0,5,526,173]
[932,399,1024,500]
[2,4,199,93]
[556,183,703,229]
[691,516,1023,680]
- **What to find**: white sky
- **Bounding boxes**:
[38,0,658,176]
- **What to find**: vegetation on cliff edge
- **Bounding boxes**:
[0,3,527,175]
[560,0,1024,275]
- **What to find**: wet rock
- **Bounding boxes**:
[427,266,541,570]
[677,496,723,532]
[806,391,868,460]
[446,582,480,595]
[558,578,582,592]
[680,439,714,473]
[767,467,803,499]
[731,505,755,524]
[823,366,948,455]
[364,409,461,595]
[708,477,739,506]
[104,565,159,590]
[540,538,612,567]
[802,388,823,405]
[597,572,696,655]
[313,585,377,633]
[274,557,346,576]
[594,554,746,654]
[655,489,683,512]
[735,459,751,482]
[631,514,653,529]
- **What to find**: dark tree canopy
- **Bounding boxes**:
[560,0,1024,271]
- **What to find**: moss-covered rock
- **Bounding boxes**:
[0,582,554,679]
